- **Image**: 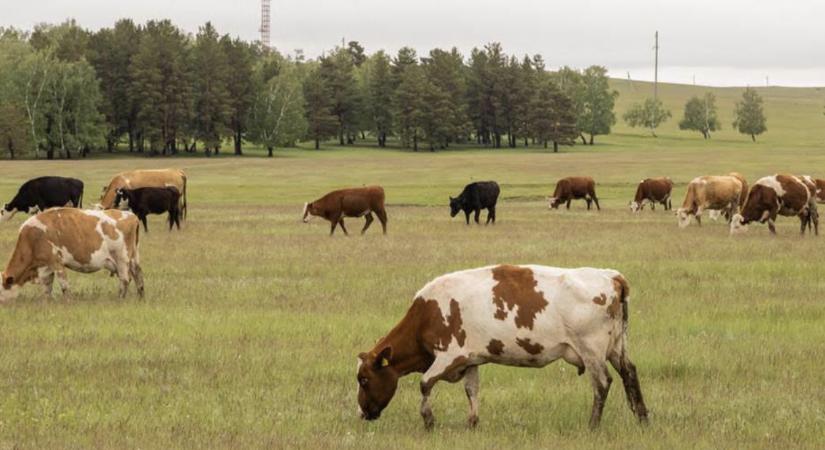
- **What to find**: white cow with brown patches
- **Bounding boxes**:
[356,264,648,430]
[0,208,144,302]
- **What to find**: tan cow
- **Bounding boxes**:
[676,175,745,228]
[0,208,144,302]
[629,177,673,212]
[801,176,825,203]
[731,174,818,235]
[302,186,388,236]
[99,169,187,219]
[356,264,648,429]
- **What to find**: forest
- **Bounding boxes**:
[0,19,622,159]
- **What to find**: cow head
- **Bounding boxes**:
[676,208,693,228]
[302,202,316,223]
[628,201,642,213]
[449,197,462,217]
[0,273,19,303]
[0,205,16,222]
[113,189,130,210]
[729,213,748,235]
[547,197,561,209]
[356,347,398,421]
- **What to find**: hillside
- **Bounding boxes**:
[608,78,825,148]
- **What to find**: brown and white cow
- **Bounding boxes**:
[801,176,825,203]
[356,264,648,430]
[302,186,388,236]
[547,177,600,210]
[98,169,187,219]
[0,208,144,302]
[731,174,819,235]
[676,175,745,228]
[629,177,673,212]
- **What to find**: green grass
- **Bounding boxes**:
[1,82,825,449]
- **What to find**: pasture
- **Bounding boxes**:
[1,82,825,449]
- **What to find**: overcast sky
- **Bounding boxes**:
[3,0,824,86]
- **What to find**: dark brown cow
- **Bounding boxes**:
[302,186,388,236]
[731,174,818,235]
[629,177,673,212]
[547,177,600,210]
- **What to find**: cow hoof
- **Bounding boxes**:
[467,415,479,429]
[422,415,435,431]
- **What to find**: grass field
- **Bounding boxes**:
[1,81,824,449]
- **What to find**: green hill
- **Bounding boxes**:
[608,78,825,148]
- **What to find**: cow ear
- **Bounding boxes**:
[373,346,393,369]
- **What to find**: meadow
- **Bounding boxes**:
[0,80,824,449]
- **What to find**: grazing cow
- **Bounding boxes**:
[114,187,181,232]
[731,174,818,235]
[801,176,825,203]
[629,177,673,212]
[1,176,84,222]
[356,264,648,430]
[676,175,745,228]
[727,172,749,209]
[302,186,388,236]
[449,181,500,225]
[0,208,143,302]
[547,177,600,210]
[99,169,187,219]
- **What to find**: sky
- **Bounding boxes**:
[2,0,824,87]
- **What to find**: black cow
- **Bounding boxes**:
[114,187,182,232]
[1,176,84,222]
[449,181,500,225]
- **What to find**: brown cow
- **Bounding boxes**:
[731,174,818,235]
[0,208,144,302]
[629,177,673,212]
[728,172,749,209]
[98,169,188,219]
[302,186,388,236]
[547,177,600,210]
[356,265,648,429]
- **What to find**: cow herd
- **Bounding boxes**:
[1,168,824,431]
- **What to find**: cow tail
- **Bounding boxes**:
[614,274,631,360]
[78,189,84,209]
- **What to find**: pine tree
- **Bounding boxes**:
[191,22,232,154]
[366,51,393,147]
[302,66,337,150]
[222,36,256,155]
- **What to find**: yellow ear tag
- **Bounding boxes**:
[381,358,390,367]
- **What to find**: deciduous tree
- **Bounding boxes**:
[733,87,767,142]
[679,93,720,139]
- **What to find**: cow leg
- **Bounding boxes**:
[464,365,480,428]
[39,270,55,298]
[361,213,374,235]
[338,218,349,236]
[593,196,601,211]
[566,199,571,209]
[419,353,469,430]
[116,262,130,298]
[464,210,471,225]
[585,360,612,429]
[473,209,481,224]
[130,260,145,298]
[329,219,338,235]
[768,219,777,235]
[55,269,70,298]
[486,206,495,225]
[375,209,388,235]
[140,215,149,233]
[608,352,649,424]
[586,198,592,210]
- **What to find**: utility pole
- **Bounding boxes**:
[653,31,659,103]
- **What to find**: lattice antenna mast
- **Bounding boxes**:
[260,0,271,50]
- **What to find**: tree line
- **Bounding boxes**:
[0,20,623,159]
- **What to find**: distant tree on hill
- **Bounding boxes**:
[221,36,256,155]
[679,93,720,139]
[191,22,232,155]
[319,48,362,145]
[365,51,393,147]
[732,87,767,142]
[623,98,672,137]
[393,64,427,151]
[577,66,618,145]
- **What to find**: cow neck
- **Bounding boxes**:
[373,302,431,376]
